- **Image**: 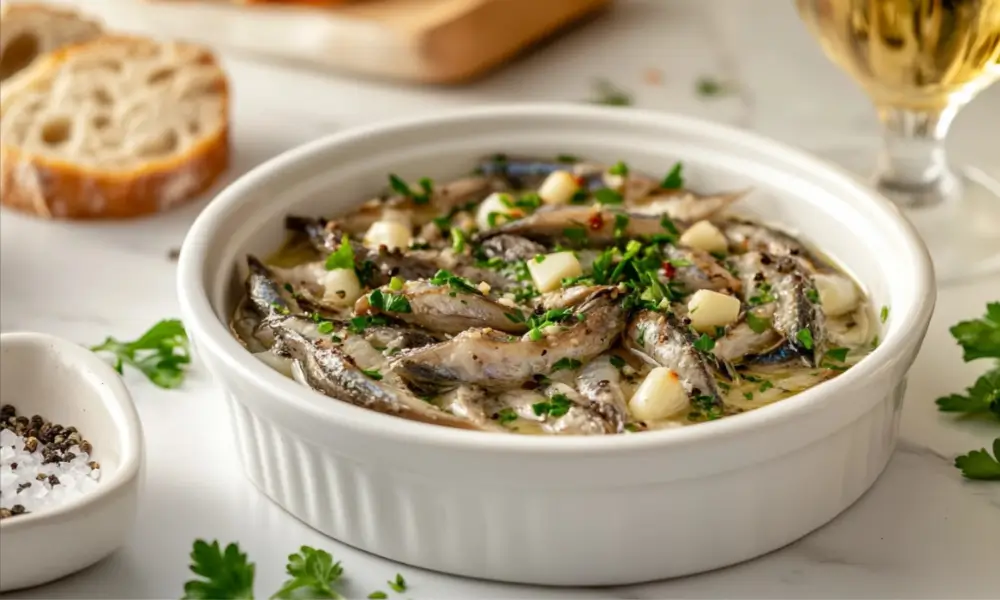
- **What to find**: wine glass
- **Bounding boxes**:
[795,0,1000,285]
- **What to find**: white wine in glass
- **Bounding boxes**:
[795,0,1000,284]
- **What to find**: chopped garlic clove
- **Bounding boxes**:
[629,367,689,421]
[321,268,362,306]
[364,220,411,251]
[680,220,728,254]
[813,273,861,317]
[687,289,740,332]
[527,251,583,293]
[476,192,521,230]
[538,170,580,205]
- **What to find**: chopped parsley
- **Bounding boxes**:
[613,213,630,238]
[348,315,389,334]
[368,593,388,599]
[695,76,737,97]
[659,214,680,237]
[743,391,754,400]
[745,311,771,334]
[880,305,889,323]
[526,308,575,340]
[324,236,355,271]
[360,368,383,380]
[316,321,335,335]
[495,408,518,424]
[823,347,849,363]
[387,574,407,593]
[806,287,820,303]
[551,358,583,372]
[388,174,433,204]
[430,269,478,294]
[660,162,684,189]
[608,161,629,176]
[589,78,633,106]
[609,355,626,369]
[796,327,814,350]
[388,276,404,291]
[532,394,573,418]
[563,226,588,242]
[759,380,774,393]
[451,228,467,253]
[368,289,412,313]
[693,333,715,352]
[594,188,623,205]
[748,282,776,306]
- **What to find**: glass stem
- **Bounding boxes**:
[874,105,961,209]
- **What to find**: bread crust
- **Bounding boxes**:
[0,35,231,220]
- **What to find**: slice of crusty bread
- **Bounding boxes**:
[0,35,230,219]
[0,4,104,82]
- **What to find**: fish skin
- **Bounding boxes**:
[624,310,724,407]
[537,285,607,311]
[438,385,509,432]
[663,245,741,294]
[476,155,606,191]
[768,257,826,366]
[355,279,528,336]
[478,234,548,263]
[391,286,627,391]
[576,355,629,433]
[629,189,747,222]
[712,320,783,364]
[274,326,485,431]
[480,205,667,246]
[246,255,301,317]
[720,219,828,272]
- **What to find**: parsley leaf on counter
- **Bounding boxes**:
[949,302,1000,361]
[182,540,255,600]
[695,76,738,98]
[589,78,633,106]
[387,573,407,593]
[954,439,1000,481]
[936,368,1000,418]
[90,319,191,389]
[272,546,344,599]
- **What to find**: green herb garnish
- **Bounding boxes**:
[533,394,572,418]
[936,303,1000,422]
[608,161,629,176]
[594,188,623,205]
[552,358,583,372]
[695,76,737,97]
[361,368,383,380]
[660,162,684,189]
[745,312,771,334]
[430,269,478,294]
[948,302,999,362]
[743,391,754,400]
[563,226,588,242]
[880,305,890,323]
[824,347,849,363]
[324,236,355,271]
[90,319,191,389]
[387,574,407,593]
[955,439,1000,481]
[589,78,633,106]
[759,380,774,393]
[613,213,630,238]
[272,546,345,600]
[368,289,412,314]
[451,228,467,253]
[388,174,432,205]
[796,327,814,350]
[317,321,335,335]
[495,408,518,424]
[806,288,820,303]
[182,541,256,600]
[388,276,404,291]
[659,214,680,236]
[693,333,715,352]
[368,593,388,599]
[609,355,626,369]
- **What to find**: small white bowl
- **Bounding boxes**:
[0,332,144,593]
[178,104,935,585]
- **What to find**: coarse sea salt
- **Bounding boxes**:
[0,422,101,519]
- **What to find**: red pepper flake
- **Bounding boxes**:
[587,212,605,230]
[574,175,586,187]
[661,261,677,278]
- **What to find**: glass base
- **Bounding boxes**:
[817,145,1000,287]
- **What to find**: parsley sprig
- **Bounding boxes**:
[934,303,1000,482]
[90,319,191,389]
[388,174,433,205]
[182,540,412,599]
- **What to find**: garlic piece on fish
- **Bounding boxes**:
[813,273,860,317]
[538,170,580,205]
[476,192,522,230]
[364,220,410,251]
[629,367,689,421]
[680,220,728,254]
[528,252,583,293]
[321,268,362,306]
[687,289,740,332]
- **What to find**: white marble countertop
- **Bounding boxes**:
[2,1,999,598]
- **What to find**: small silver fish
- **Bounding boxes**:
[576,355,629,432]
[480,205,668,246]
[663,245,741,294]
[629,189,747,223]
[625,310,724,407]
[391,286,627,391]
[478,234,548,263]
[355,279,528,336]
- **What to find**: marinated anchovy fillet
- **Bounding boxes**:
[232,154,875,434]
[391,287,626,391]
[625,310,724,407]
[355,279,528,336]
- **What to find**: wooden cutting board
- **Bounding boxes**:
[94,0,612,84]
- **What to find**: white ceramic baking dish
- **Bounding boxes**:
[0,332,144,592]
[177,104,935,586]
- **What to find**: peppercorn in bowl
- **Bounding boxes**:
[0,332,144,592]
[177,104,935,585]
